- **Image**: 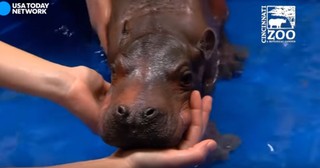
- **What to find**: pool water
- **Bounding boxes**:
[0,0,319,167]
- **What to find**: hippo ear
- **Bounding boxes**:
[197,28,217,60]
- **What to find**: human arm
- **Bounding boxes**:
[0,41,109,133]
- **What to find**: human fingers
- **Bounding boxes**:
[179,90,203,149]
[201,96,212,135]
[123,139,216,168]
[105,81,111,90]
[166,139,217,168]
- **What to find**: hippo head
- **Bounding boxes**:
[100,29,218,149]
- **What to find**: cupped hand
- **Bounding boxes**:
[61,66,110,133]
[179,91,213,149]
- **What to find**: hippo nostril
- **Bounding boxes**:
[145,109,155,116]
[143,108,159,119]
[117,105,128,117]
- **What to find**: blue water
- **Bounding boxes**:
[0,0,319,167]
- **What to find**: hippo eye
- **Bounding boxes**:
[180,71,193,87]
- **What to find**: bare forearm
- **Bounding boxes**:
[0,41,108,133]
[49,157,130,168]
[0,41,73,102]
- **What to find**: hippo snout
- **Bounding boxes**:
[100,97,187,149]
[115,105,162,124]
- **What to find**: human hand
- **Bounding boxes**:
[86,0,112,49]
[111,91,216,168]
[60,66,110,134]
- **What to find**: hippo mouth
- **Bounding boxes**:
[99,100,190,149]
[101,124,182,149]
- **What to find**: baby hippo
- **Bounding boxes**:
[87,0,245,160]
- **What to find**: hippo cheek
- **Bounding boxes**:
[179,101,192,132]
[96,90,113,135]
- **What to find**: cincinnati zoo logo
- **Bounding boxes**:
[261,6,296,43]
